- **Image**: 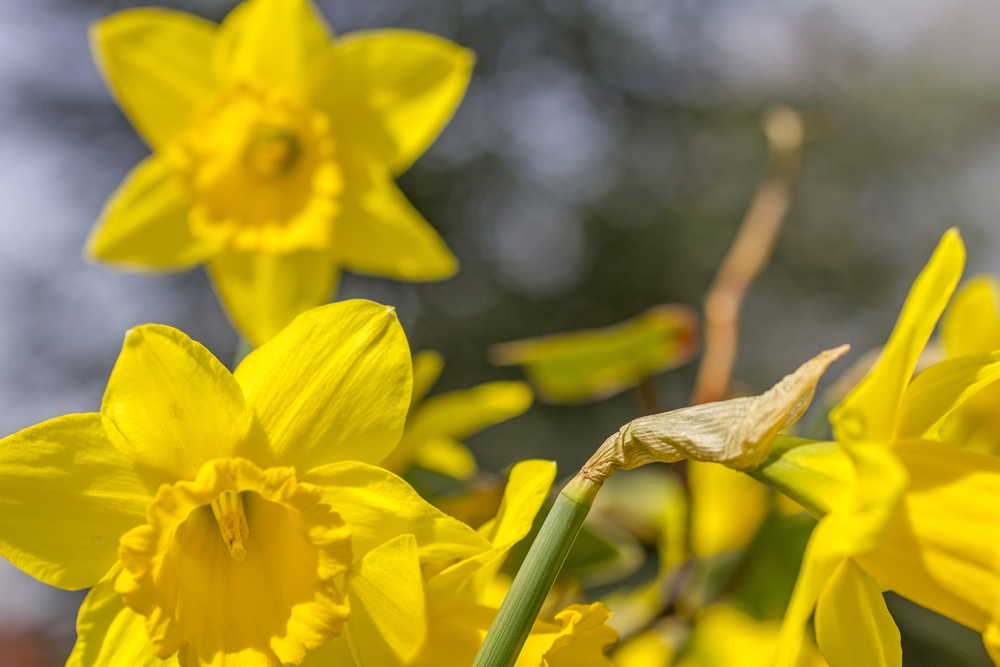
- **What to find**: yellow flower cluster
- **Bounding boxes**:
[3,0,1000,665]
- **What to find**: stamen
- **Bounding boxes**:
[210,491,249,561]
[245,126,301,177]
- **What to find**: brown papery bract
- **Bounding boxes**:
[582,345,849,481]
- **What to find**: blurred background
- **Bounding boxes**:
[2,0,1000,664]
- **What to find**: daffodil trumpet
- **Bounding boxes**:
[472,345,847,667]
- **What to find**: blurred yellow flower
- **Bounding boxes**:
[490,305,699,404]
[0,301,493,667]
[688,461,771,558]
[88,0,472,344]
[612,624,677,667]
[774,230,1000,665]
[681,604,826,667]
[381,350,534,478]
[614,605,828,667]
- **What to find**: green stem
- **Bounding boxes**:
[472,473,602,667]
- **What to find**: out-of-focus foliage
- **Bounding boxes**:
[490,305,699,404]
[382,350,533,478]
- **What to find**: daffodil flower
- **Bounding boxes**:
[0,300,493,667]
[88,0,472,345]
[381,350,534,478]
[771,230,1000,665]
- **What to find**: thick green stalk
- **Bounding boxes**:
[472,473,602,667]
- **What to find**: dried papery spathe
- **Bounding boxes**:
[582,345,850,481]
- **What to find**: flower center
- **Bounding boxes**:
[169,83,343,254]
[116,458,352,665]
[210,490,249,561]
[245,126,301,177]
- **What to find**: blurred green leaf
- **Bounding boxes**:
[490,305,699,404]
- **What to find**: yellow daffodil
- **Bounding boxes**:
[773,230,1000,665]
[490,306,699,404]
[0,300,495,667]
[88,0,472,344]
[381,350,534,478]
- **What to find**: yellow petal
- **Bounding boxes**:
[319,30,475,173]
[841,442,909,552]
[519,602,617,667]
[942,276,1000,358]
[87,156,215,270]
[427,459,556,608]
[675,604,826,667]
[91,8,217,148]
[831,229,964,445]
[299,635,357,667]
[213,0,331,93]
[67,564,176,667]
[897,352,1000,439]
[409,381,533,443]
[345,535,426,667]
[0,414,152,590]
[478,459,557,550]
[814,560,901,667]
[336,153,457,280]
[776,444,907,666]
[688,460,770,557]
[612,628,676,667]
[116,457,352,666]
[412,437,479,478]
[384,380,532,475]
[411,350,445,408]
[859,439,1000,633]
[408,602,497,667]
[306,461,489,562]
[206,248,340,347]
[490,306,699,404]
[102,324,250,480]
[234,300,412,471]
[774,520,847,667]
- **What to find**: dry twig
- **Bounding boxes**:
[690,105,806,406]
